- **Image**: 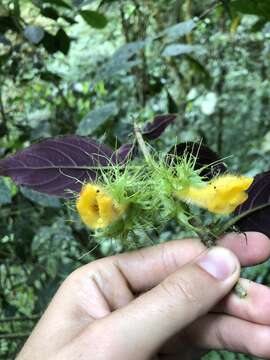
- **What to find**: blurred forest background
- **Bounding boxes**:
[1,0,270,358]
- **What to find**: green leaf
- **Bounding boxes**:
[162,44,201,57]
[167,91,178,113]
[79,10,108,29]
[0,34,11,46]
[30,122,51,140]
[232,0,270,20]
[185,55,212,87]
[0,5,9,17]
[99,0,118,5]
[221,0,233,18]
[20,187,61,208]
[42,31,59,54]
[42,0,72,9]
[97,40,147,79]
[13,0,20,17]
[251,18,268,32]
[113,40,147,60]
[76,102,118,135]
[41,6,59,20]
[24,26,45,44]
[31,219,76,278]
[0,53,10,67]
[0,16,18,33]
[56,28,70,55]
[27,108,51,127]
[40,71,62,83]
[62,15,77,24]
[160,19,196,41]
[42,29,71,55]
[0,178,12,205]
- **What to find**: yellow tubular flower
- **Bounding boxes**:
[76,184,127,229]
[176,175,253,215]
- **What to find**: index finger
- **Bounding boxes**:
[114,232,270,293]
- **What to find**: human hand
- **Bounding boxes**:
[17,232,270,360]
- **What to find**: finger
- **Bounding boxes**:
[218,231,270,266]
[90,247,240,359]
[17,236,237,356]
[23,233,268,356]
[215,278,270,325]
[114,232,269,293]
[185,313,270,359]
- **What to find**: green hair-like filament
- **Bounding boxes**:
[87,150,209,242]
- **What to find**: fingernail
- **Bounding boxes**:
[197,247,238,280]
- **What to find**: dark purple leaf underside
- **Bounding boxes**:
[235,171,270,237]
[111,143,137,164]
[142,114,177,140]
[168,142,227,179]
[0,136,115,197]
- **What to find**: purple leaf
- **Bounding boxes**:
[235,171,270,237]
[112,143,137,164]
[168,142,227,179]
[142,114,177,140]
[0,135,115,197]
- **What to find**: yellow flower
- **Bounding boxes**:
[175,175,253,215]
[76,183,127,229]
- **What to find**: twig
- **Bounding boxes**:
[197,0,222,20]
[220,203,270,235]
[0,333,29,340]
[134,124,151,163]
[119,4,130,43]
[189,217,218,247]
[216,64,226,154]
[0,86,7,127]
[0,314,40,323]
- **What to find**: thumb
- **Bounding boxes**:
[100,246,240,358]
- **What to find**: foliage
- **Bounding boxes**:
[1,0,270,359]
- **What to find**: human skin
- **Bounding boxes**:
[17,232,270,360]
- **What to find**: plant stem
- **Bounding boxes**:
[0,333,29,340]
[134,124,152,163]
[189,217,218,247]
[198,0,222,20]
[0,85,7,127]
[0,314,40,323]
[220,203,270,235]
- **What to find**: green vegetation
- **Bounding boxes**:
[0,0,270,358]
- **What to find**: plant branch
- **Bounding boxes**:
[134,124,151,163]
[220,203,270,234]
[189,217,218,247]
[197,0,223,20]
[0,86,7,127]
[119,4,131,43]
[0,314,40,323]
[0,332,30,340]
